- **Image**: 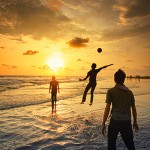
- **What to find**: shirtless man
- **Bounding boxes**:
[49,76,59,113]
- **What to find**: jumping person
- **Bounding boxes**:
[101,69,139,150]
[49,76,59,113]
[79,63,113,105]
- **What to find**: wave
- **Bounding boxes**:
[1,76,150,110]
[1,91,149,111]
[134,92,150,96]
[0,90,83,111]
[0,76,83,93]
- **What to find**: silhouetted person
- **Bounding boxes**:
[101,69,139,150]
[79,63,113,105]
[49,76,59,114]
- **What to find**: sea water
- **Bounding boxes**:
[0,76,150,149]
[0,76,85,110]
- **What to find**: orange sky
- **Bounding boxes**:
[0,0,150,76]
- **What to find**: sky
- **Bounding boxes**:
[0,0,150,76]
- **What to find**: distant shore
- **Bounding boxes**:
[126,75,150,79]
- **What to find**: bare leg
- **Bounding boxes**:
[89,84,96,105]
[52,101,54,114]
[51,95,55,114]
[81,83,91,103]
[54,101,56,113]
[54,95,57,113]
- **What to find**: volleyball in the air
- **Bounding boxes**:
[97,48,102,53]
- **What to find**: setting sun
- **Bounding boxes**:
[47,53,64,71]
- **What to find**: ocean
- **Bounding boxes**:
[0,76,84,110]
[0,76,150,150]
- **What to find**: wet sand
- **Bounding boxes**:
[0,93,150,150]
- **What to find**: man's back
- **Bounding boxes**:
[106,85,135,121]
[88,69,100,83]
[50,80,58,94]
[101,69,139,150]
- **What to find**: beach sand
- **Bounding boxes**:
[0,93,150,150]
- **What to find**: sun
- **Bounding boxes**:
[47,54,64,71]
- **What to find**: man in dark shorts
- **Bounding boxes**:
[101,69,139,150]
[79,63,113,105]
[49,76,59,113]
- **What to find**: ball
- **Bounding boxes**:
[97,48,102,53]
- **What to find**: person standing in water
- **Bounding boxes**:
[101,69,139,150]
[79,63,113,105]
[49,76,59,113]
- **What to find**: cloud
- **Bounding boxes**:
[101,24,150,41]
[125,0,150,18]
[76,58,82,61]
[10,36,26,43]
[23,50,39,55]
[101,0,150,42]
[31,65,36,68]
[41,0,62,11]
[143,65,150,70]
[1,64,18,69]
[11,65,18,69]
[126,59,133,62]
[114,0,150,24]
[1,64,9,67]
[142,65,150,74]
[0,46,5,49]
[0,0,71,40]
[67,37,89,48]
[62,0,116,27]
[38,65,50,70]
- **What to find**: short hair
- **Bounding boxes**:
[114,69,126,84]
[52,76,55,80]
[91,63,96,69]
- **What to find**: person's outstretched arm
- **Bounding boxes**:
[132,104,139,132]
[101,103,111,136]
[99,64,113,70]
[79,73,89,81]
